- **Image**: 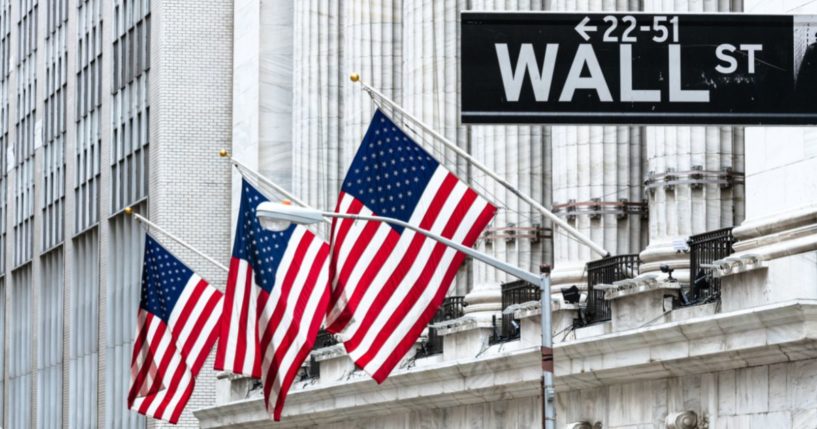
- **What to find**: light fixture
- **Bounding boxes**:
[561,285,581,304]
[256,202,326,231]
[660,264,676,282]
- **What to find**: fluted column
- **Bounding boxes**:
[549,0,646,299]
[402,0,474,295]
[293,0,402,238]
[341,0,403,183]
[466,0,551,325]
[292,0,343,216]
[639,0,745,282]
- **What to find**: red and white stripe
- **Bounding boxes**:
[215,256,262,377]
[128,275,223,424]
[327,166,496,382]
[216,226,330,421]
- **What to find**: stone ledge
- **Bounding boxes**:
[598,275,681,300]
[311,344,346,362]
[194,344,541,428]
[555,299,817,391]
[714,204,817,277]
[196,301,817,427]
[511,300,582,320]
[431,316,481,335]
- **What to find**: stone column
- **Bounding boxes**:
[639,0,745,283]
[292,0,343,215]
[341,0,403,181]
[464,0,551,329]
[548,0,645,335]
[292,0,402,232]
[401,0,473,295]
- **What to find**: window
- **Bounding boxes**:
[0,0,11,273]
[42,0,67,250]
[75,0,101,232]
[110,0,150,213]
[14,0,37,266]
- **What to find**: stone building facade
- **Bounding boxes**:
[196,0,817,428]
[0,0,232,428]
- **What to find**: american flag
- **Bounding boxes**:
[326,110,496,382]
[128,234,223,424]
[215,180,330,420]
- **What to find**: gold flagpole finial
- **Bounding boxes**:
[124,207,133,216]
[218,149,230,158]
[350,73,360,82]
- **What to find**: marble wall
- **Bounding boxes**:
[558,358,817,428]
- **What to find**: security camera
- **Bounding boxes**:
[660,264,676,282]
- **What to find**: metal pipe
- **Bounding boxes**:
[220,150,332,225]
[316,211,542,285]
[126,209,229,273]
[353,76,610,258]
[540,264,555,429]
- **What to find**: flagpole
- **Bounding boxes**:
[219,149,332,226]
[350,73,610,258]
[125,207,229,273]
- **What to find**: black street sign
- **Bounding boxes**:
[461,12,817,125]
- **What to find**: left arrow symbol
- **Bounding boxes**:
[575,16,597,41]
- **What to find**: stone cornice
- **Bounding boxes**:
[554,300,817,390]
[195,301,817,428]
[194,344,540,428]
[598,275,681,300]
[713,204,817,277]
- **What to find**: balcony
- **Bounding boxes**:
[416,296,466,357]
[684,227,735,305]
[314,328,339,349]
[585,254,640,324]
[490,280,540,344]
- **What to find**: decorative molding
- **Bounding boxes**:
[555,300,817,391]
[597,274,681,300]
[195,344,540,428]
[665,410,701,429]
[644,166,744,194]
[713,204,817,277]
[311,344,347,362]
[552,198,648,220]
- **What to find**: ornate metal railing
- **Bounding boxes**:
[298,355,321,381]
[313,328,339,349]
[490,280,540,344]
[416,296,466,357]
[586,254,640,324]
[686,227,735,305]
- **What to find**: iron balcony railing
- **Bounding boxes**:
[417,296,466,357]
[313,328,339,349]
[686,227,735,305]
[586,254,640,324]
[298,355,321,381]
[490,280,540,344]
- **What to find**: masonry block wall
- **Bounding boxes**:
[0,0,233,428]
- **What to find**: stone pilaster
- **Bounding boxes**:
[465,0,551,327]
[638,0,745,283]
[292,0,343,217]
[548,1,646,334]
[341,0,403,181]
[401,0,474,294]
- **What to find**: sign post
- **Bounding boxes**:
[461,12,817,125]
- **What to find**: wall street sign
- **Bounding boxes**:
[461,12,817,125]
